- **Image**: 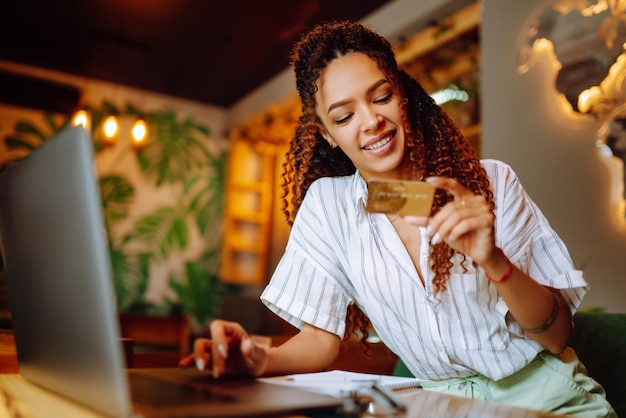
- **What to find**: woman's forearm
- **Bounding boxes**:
[263,323,341,376]
[481,250,573,353]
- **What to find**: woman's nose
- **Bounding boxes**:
[362,108,382,131]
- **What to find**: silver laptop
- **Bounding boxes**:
[0,127,345,417]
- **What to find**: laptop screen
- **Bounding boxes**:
[0,126,348,418]
[0,126,133,417]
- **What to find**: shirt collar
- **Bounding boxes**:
[352,171,368,219]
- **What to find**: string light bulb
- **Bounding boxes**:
[71,109,91,131]
[101,114,120,145]
[131,117,149,149]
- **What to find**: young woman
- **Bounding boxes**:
[180,21,615,417]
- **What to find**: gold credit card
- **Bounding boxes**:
[366,179,435,216]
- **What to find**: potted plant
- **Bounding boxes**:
[168,250,240,335]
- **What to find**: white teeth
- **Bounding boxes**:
[364,135,391,150]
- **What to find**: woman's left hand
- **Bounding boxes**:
[403,176,496,265]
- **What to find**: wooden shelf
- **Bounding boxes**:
[220,139,277,284]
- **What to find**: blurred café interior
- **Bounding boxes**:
[0,0,625,387]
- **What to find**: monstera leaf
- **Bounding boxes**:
[100,174,135,224]
[0,115,69,172]
[185,150,227,236]
[137,109,212,185]
[110,245,151,312]
[125,205,189,258]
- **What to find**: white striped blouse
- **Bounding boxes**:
[260,159,588,381]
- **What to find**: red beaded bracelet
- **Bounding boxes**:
[486,251,513,283]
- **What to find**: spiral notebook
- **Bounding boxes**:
[260,370,421,397]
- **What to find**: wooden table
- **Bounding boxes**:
[0,372,567,418]
[0,332,566,417]
[0,374,103,417]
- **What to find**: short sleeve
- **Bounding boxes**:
[485,160,588,315]
[260,181,353,338]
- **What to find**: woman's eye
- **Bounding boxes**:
[374,93,393,104]
[334,114,353,125]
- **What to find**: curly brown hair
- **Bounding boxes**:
[281,21,494,344]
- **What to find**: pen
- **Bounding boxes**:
[371,382,407,413]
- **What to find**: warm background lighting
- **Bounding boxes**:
[71,109,91,131]
[101,115,119,145]
[131,118,149,149]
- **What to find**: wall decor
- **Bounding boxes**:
[0,99,233,329]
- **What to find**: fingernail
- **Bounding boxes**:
[431,232,441,245]
[425,177,439,183]
[217,343,228,359]
[425,225,432,236]
[213,366,219,379]
[195,358,205,371]
[241,338,253,352]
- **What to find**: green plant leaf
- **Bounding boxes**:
[186,149,227,235]
[167,216,189,251]
[44,113,69,133]
[5,136,37,152]
[100,175,135,224]
[15,121,47,142]
[167,250,239,326]
[136,109,212,185]
[109,244,151,312]
[125,205,190,258]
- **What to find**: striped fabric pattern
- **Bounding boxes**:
[261,159,588,381]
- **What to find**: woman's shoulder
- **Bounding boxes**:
[307,174,359,197]
[303,174,362,213]
[480,158,515,174]
[480,159,521,185]
[310,175,354,187]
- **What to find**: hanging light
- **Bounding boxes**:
[101,114,120,146]
[131,117,149,150]
[71,108,91,132]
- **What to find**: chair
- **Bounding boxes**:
[118,313,190,368]
[569,312,626,417]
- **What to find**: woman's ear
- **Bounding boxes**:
[317,123,337,148]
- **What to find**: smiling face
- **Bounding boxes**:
[315,52,407,182]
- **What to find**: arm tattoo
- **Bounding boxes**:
[523,295,560,334]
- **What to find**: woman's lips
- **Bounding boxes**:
[362,130,396,151]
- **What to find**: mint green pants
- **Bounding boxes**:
[419,348,616,417]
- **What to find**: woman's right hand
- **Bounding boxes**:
[178,319,269,378]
